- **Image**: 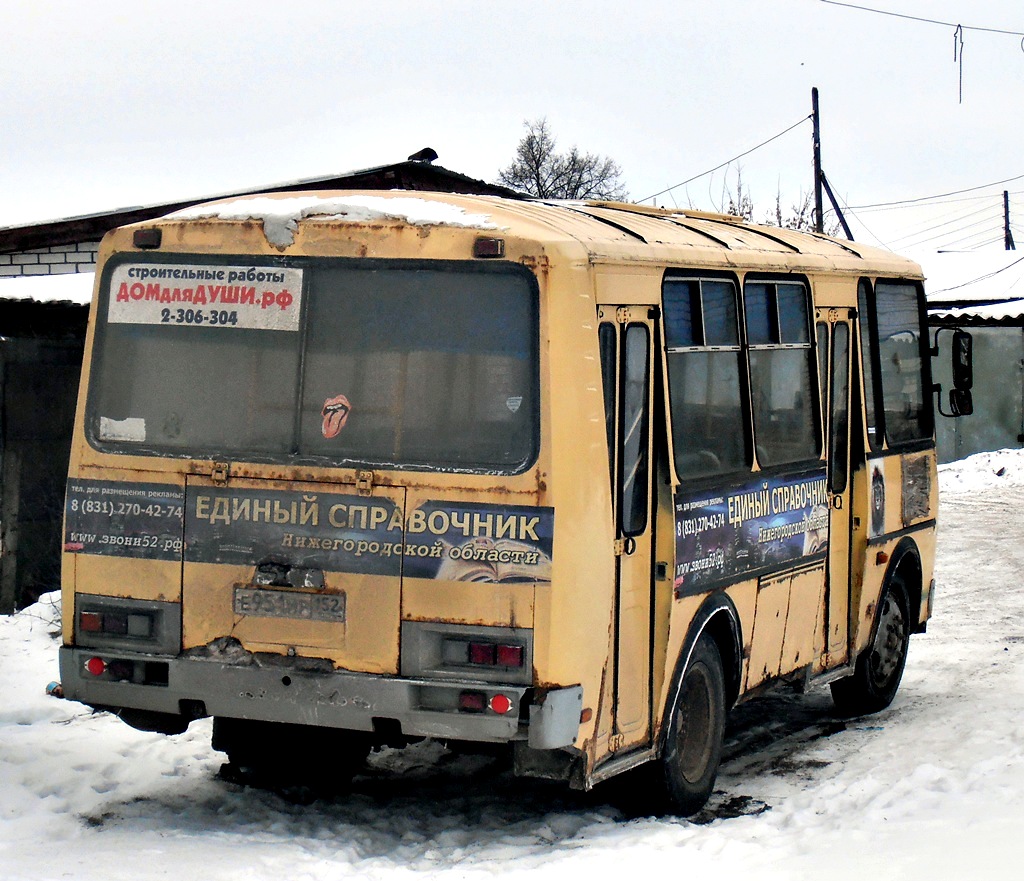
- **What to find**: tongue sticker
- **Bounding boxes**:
[321,394,352,438]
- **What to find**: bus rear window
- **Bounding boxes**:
[88,259,539,473]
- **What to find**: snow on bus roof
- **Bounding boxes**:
[168,193,501,248]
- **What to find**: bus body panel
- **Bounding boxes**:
[57,191,938,805]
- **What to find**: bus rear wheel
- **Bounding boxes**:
[656,635,726,816]
[831,576,911,716]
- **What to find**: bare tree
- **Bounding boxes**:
[722,167,754,222]
[497,119,628,201]
[721,167,839,235]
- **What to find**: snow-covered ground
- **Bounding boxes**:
[3,450,1023,881]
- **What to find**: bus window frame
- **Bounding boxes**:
[870,277,935,451]
[659,269,752,488]
[856,277,884,452]
[84,253,543,476]
[620,322,651,538]
[741,273,823,472]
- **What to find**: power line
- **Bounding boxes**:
[928,254,1024,296]
[847,173,1024,210]
[854,190,1024,215]
[888,204,1002,246]
[898,220,1004,252]
[886,203,998,242]
[818,1,1024,37]
[825,187,890,249]
[639,115,812,203]
[940,227,1007,251]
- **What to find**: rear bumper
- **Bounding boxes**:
[58,647,582,748]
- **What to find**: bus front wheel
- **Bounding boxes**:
[831,576,911,716]
[657,634,726,815]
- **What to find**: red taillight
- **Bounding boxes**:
[468,642,496,665]
[489,694,513,715]
[79,612,104,633]
[466,642,524,667]
[85,657,106,677]
[458,691,486,713]
[496,644,524,667]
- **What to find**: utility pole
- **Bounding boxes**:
[812,87,824,234]
[1005,190,1016,250]
[810,88,854,240]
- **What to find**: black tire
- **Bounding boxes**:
[213,718,370,793]
[831,576,911,716]
[656,634,727,816]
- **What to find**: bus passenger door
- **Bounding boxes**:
[818,310,853,665]
[598,306,655,751]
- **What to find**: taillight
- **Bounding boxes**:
[83,656,135,681]
[78,610,153,638]
[496,644,523,667]
[458,691,515,715]
[458,691,486,713]
[469,642,496,665]
[79,612,104,633]
[447,639,526,668]
[489,694,513,715]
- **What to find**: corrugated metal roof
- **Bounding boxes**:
[930,298,1024,325]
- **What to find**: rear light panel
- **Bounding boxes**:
[82,655,169,686]
[73,596,181,656]
[400,622,533,686]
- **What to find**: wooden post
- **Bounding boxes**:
[812,87,824,234]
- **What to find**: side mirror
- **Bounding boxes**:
[952,329,973,391]
[948,388,973,417]
[933,327,974,418]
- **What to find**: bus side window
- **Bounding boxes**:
[621,324,650,536]
[599,322,617,494]
[829,323,851,493]
[857,279,882,449]
[816,320,829,444]
[744,280,820,468]
[662,276,747,480]
[875,281,932,445]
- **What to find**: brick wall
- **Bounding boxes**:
[0,242,99,278]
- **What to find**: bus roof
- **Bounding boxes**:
[159,189,923,279]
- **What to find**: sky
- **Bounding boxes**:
[2,0,1023,252]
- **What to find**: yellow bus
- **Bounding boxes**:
[59,190,945,814]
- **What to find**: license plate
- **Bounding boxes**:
[233,587,346,623]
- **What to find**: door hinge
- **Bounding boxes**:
[613,537,636,556]
[356,470,374,496]
[609,733,625,752]
[211,462,229,485]
[615,306,632,324]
